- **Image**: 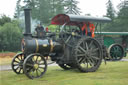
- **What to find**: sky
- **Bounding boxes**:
[0,0,122,18]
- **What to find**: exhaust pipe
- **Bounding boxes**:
[24,8,32,37]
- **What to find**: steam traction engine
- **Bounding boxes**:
[11,9,111,79]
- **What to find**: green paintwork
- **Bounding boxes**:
[104,36,115,48]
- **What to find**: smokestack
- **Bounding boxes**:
[24,8,32,37]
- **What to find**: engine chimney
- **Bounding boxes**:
[24,8,32,37]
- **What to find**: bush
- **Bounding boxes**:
[0,20,23,52]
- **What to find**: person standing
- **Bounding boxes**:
[35,24,45,38]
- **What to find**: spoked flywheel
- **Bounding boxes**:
[74,37,103,72]
[107,43,125,61]
[11,52,25,74]
[23,53,47,79]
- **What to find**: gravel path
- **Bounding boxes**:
[0,62,57,71]
[0,59,128,71]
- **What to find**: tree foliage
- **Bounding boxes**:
[116,0,128,31]
[103,0,128,32]
[0,18,22,51]
[15,0,81,24]
[0,15,11,26]
[64,0,81,15]
[106,0,115,20]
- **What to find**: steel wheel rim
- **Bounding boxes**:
[11,52,24,74]
[23,54,47,79]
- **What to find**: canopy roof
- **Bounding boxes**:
[95,32,128,35]
[51,14,111,25]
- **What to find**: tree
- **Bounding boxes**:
[103,0,115,32]
[15,0,81,24]
[106,0,115,20]
[0,15,11,26]
[51,0,65,15]
[103,0,128,32]
[64,0,81,15]
[23,0,65,24]
[115,0,128,32]
[14,0,22,18]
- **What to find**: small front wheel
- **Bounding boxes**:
[23,53,47,79]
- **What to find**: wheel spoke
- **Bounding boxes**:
[88,58,95,66]
[77,49,83,53]
[17,56,21,61]
[36,69,39,77]
[76,53,85,57]
[91,56,100,60]
[38,63,44,65]
[78,46,86,53]
[85,42,89,50]
[39,66,45,69]
[20,55,22,60]
[38,69,42,73]
[36,56,39,62]
[89,40,94,48]
[14,60,20,63]
[15,67,19,71]
[32,58,36,64]
[13,64,19,66]
[26,63,33,67]
[78,57,85,63]
[19,68,22,73]
[92,48,99,52]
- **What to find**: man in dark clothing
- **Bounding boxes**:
[35,24,45,38]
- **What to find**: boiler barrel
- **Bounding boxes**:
[21,38,62,54]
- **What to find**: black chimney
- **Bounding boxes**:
[24,8,32,37]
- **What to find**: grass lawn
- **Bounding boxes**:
[0,61,128,85]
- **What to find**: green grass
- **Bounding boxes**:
[0,61,128,85]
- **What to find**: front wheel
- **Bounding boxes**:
[23,53,47,79]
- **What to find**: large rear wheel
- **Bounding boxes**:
[74,37,103,72]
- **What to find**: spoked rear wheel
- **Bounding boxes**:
[23,53,47,79]
[108,44,124,61]
[74,37,103,72]
[11,52,24,74]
